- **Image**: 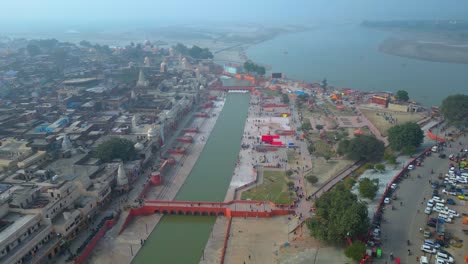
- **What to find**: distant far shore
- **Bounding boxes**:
[379,38,468,64]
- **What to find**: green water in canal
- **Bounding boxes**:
[133,92,250,264]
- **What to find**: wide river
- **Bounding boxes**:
[246,24,468,106]
[133,91,250,264]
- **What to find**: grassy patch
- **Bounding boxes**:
[261,89,279,97]
[241,170,294,204]
[352,162,374,177]
[287,150,296,165]
[314,140,334,158]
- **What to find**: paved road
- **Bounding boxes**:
[378,134,467,264]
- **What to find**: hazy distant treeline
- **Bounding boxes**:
[362,20,468,31]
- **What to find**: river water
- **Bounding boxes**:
[246,24,468,106]
[133,92,250,264]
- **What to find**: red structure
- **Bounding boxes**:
[150,172,162,186]
[261,103,288,108]
[183,128,199,133]
[74,220,115,264]
[119,200,293,234]
[371,95,389,107]
[177,136,193,143]
[168,148,186,155]
[194,112,209,118]
[276,130,295,136]
[207,95,217,100]
[203,102,214,108]
[427,129,445,142]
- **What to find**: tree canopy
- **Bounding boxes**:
[281,94,290,104]
[95,138,136,162]
[358,178,379,200]
[243,61,266,75]
[395,90,409,101]
[26,44,41,56]
[440,94,468,127]
[345,241,366,261]
[388,122,424,151]
[307,183,370,242]
[174,43,213,59]
[339,135,384,162]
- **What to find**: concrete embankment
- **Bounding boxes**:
[87,95,227,264]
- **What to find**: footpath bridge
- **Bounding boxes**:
[118,200,294,234]
[209,85,255,92]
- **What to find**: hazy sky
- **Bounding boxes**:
[1,0,467,25]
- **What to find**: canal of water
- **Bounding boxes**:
[133,89,250,264]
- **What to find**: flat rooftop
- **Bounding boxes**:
[0,213,37,243]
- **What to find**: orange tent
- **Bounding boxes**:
[463,217,468,225]
[354,129,364,135]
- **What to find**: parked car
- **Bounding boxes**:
[390,183,397,189]
[436,252,454,263]
[408,164,415,170]
[432,196,445,203]
[420,244,437,254]
[424,239,441,249]
[424,207,432,214]
[427,200,434,207]
[384,197,390,204]
[427,221,436,227]
[446,198,456,205]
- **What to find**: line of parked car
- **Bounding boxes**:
[419,148,467,264]
[419,241,455,263]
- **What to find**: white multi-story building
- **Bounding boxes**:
[0,201,59,264]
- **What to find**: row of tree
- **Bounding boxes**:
[174,43,213,59]
[243,60,266,75]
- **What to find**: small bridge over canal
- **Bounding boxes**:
[118,200,294,234]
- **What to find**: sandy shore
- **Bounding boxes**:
[379,38,468,64]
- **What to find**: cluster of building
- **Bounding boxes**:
[0,38,219,263]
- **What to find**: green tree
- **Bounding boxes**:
[281,94,290,104]
[301,122,312,131]
[26,44,41,56]
[79,40,92,47]
[322,78,328,91]
[440,94,468,127]
[388,122,424,151]
[307,183,370,242]
[95,138,136,162]
[374,163,386,172]
[243,60,266,76]
[344,241,366,261]
[337,139,350,155]
[345,135,384,162]
[343,177,356,190]
[287,181,295,188]
[306,175,318,184]
[315,124,324,131]
[358,178,379,199]
[286,170,294,177]
[395,90,409,101]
